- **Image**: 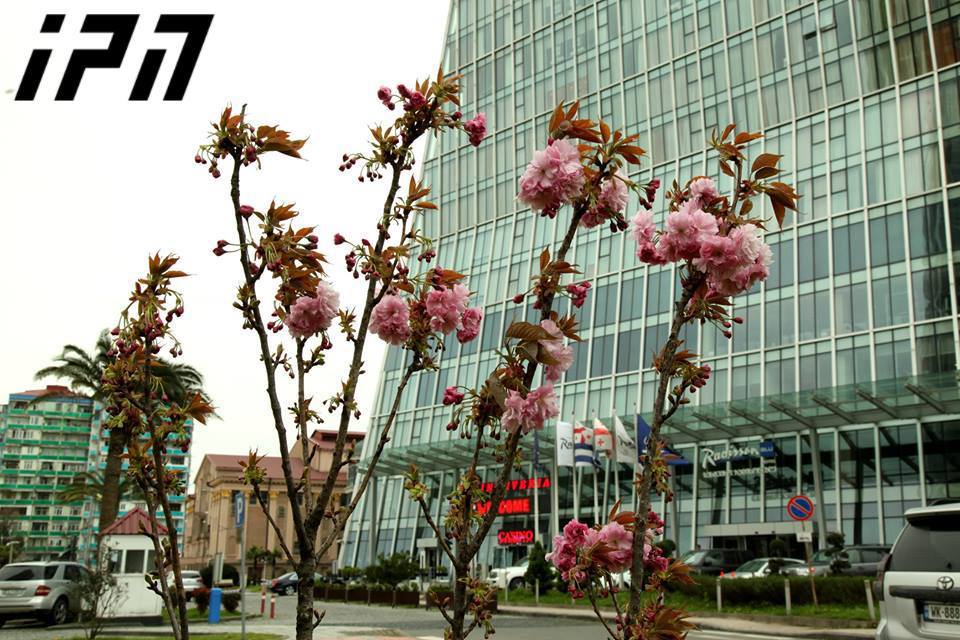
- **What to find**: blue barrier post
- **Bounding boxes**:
[208,586,222,624]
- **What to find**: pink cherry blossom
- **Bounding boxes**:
[463,113,487,147]
[442,386,465,405]
[369,294,411,345]
[456,306,483,344]
[517,139,585,216]
[286,281,340,338]
[688,176,719,205]
[539,319,573,383]
[425,283,469,334]
[657,206,719,261]
[597,521,633,572]
[501,383,559,434]
[581,172,629,228]
[546,535,577,574]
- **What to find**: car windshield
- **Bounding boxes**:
[0,564,56,581]
[889,514,960,572]
[680,551,706,564]
[735,560,766,573]
[810,550,831,563]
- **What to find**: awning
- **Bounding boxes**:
[360,371,960,477]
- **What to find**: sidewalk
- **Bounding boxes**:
[497,604,877,640]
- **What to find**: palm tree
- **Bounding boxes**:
[58,470,145,504]
[36,329,209,535]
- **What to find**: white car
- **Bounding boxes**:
[876,501,960,640]
[723,557,806,579]
[488,559,529,590]
[181,570,203,600]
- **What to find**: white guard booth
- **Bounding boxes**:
[99,507,165,617]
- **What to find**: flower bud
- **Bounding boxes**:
[239,205,254,218]
[334,233,346,245]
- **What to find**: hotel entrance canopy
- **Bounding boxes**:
[362,371,960,477]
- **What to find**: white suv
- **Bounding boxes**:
[876,501,960,639]
[488,559,529,590]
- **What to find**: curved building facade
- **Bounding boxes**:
[342,0,960,571]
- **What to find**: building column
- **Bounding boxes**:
[808,428,828,551]
[367,475,379,566]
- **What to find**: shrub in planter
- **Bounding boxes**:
[193,587,211,614]
[524,542,555,594]
[222,592,241,612]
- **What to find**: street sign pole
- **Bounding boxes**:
[235,492,247,640]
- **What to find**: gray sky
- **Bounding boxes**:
[0,1,451,484]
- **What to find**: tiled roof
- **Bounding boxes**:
[13,385,89,400]
[307,427,365,448]
[202,453,327,482]
[101,506,168,536]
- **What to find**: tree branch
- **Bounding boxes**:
[251,482,296,567]
[414,496,456,564]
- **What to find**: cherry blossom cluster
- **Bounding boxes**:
[548,511,668,597]
[369,273,483,350]
[517,138,585,219]
[285,281,340,339]
[630,176,772,298]
[501,383,559,434]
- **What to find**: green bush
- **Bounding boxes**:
[666,574,869,606]
[222,592,241,612]
[524,542,555,594]
[364,553,420,589]
[193,587,211,613]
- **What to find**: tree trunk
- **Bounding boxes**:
[450,567,468,640]
[99,428,126,533]
[295,551,317,640]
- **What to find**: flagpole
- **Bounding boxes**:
[532,460,540,546]
[602,457,610,516]
[633,403,640,513]
[572,413,580,521]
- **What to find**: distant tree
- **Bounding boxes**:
[825,532,850,575]
[767,536,788,575]
[524,542,554,594]
[73,552,126,640]
[365,553,420,589]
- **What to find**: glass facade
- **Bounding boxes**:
[343,0,960,569]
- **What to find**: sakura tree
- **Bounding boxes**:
[548,127,799,639]
[404,103,659,640]
[101,255,215,640]
[197,71,486,640]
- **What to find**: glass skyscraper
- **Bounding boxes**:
[342,0,960,571]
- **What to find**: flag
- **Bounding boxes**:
[635,415,652,458]
[556,421,574,467]
[573,421,595,468]
[593,418,614,458]
[612,415,637,465]
[662,444,690,466]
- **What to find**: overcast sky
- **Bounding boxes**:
[0,1,451,485]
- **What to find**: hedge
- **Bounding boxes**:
[667,574,869,606]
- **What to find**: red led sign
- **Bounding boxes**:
[497,529,534,546]
[481,477,550,494]
[474,497,531,516]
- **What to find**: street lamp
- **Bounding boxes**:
[3,539,22,564]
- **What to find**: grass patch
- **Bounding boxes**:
[501,588,873,621]
[68,635,282,640]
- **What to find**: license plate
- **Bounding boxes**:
[924,602,960,624]
[0,588,17,596]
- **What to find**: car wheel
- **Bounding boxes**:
[47,597,69,626]
[508,577,523,590]
[284,584,296,596]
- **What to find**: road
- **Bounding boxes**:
[0,592,862,640]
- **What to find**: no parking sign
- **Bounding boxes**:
[787,494,814,521]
